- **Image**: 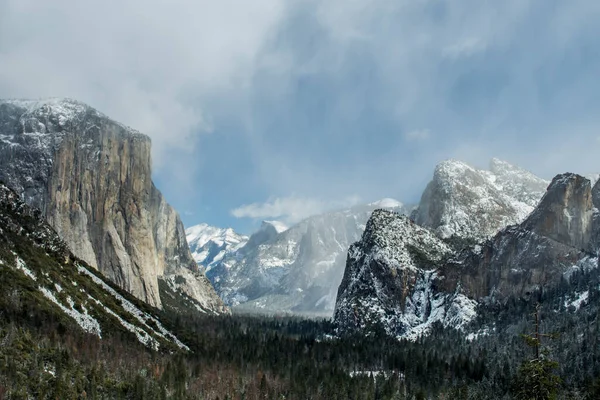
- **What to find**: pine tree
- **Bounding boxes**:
[513,303,561,400]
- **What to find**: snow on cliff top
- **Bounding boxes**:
[186,223,248,249]
[417,158,549,239]
[368,198,404,208]
[263,220,288,233]
[364,209,452,272]
[1,98,144,139]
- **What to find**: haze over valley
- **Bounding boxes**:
[2,1,600,398]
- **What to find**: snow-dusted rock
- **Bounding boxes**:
[444,173,598,301]
[0,98,225,312]
[335,173,599,339]
[414,158,548,240]
[523,173,593,250]
[333,209,475,339]
[186,223,248,270]
[0,182,189,350]
[208,200,411,315]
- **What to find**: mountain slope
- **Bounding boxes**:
[0,98,225,312]
[334,172,599,339]
[413,158,548,240]
[443,173,598,301]
[0,182,188,351]
[209,201,412,315]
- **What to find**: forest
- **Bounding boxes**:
[1,266,600,399]
[1,182,599,399]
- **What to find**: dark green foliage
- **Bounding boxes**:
[512,304,562,400]
[406,244,436,269]
[1,184,600,398]
[442,234,481,252]
[514,358,561,400]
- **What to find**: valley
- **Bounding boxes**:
[0,98,599,399]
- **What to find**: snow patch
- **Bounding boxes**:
[78,264,189,350]
[39,288,101,338]
[88,295,159,351]
[565,291,589,311]
[368,198,404,209]
[349,370,405,380]
[15,257,37,280]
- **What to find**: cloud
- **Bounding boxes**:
[3,0,600,232]
[231,195,362,224]
[0,0,286,167]
[442,38,487,59]
[404,129,431,142]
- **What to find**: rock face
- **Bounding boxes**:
[207,201,411,316]
[333,209,476,339]
[0,183,189,351]
[240,220,287,254]
[523,173,593,250]
[335,173,599,339]
[445,173,597,301]
[413,159,548,240]
[0,98,225,312]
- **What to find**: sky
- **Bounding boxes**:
[2,0,600,234]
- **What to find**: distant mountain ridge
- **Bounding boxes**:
[186,223,249,270]
[193,158,551,317]
[202,200,412,315]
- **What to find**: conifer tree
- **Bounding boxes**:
[513,303,561,400]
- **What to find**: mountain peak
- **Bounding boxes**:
[0,97,225,312]
[185,223,248,268]
[262,220,288,234]
[414,158,548,239]
[0,97,145,141]
[523,172,593,249]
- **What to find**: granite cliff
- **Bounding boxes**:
[335,172,599,338]
[0,98,225,312]
[413,159,548,240]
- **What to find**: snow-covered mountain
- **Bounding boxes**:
[333,209,477,340]
[206,200,412,316]
[186,224,248,270]
[334,172,600,340]
[413,158,549,240]
[0,98,226,313]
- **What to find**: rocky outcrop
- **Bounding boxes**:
[335,173,599,339]
[0,98,225,312]
[333,209,476,339]
[523,173,593,250]
[241,221,286,254]
[413,159,548,240]
[444,173,596,301]
[0,183,190,350]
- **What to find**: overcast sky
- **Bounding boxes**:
[2,0,600,233]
